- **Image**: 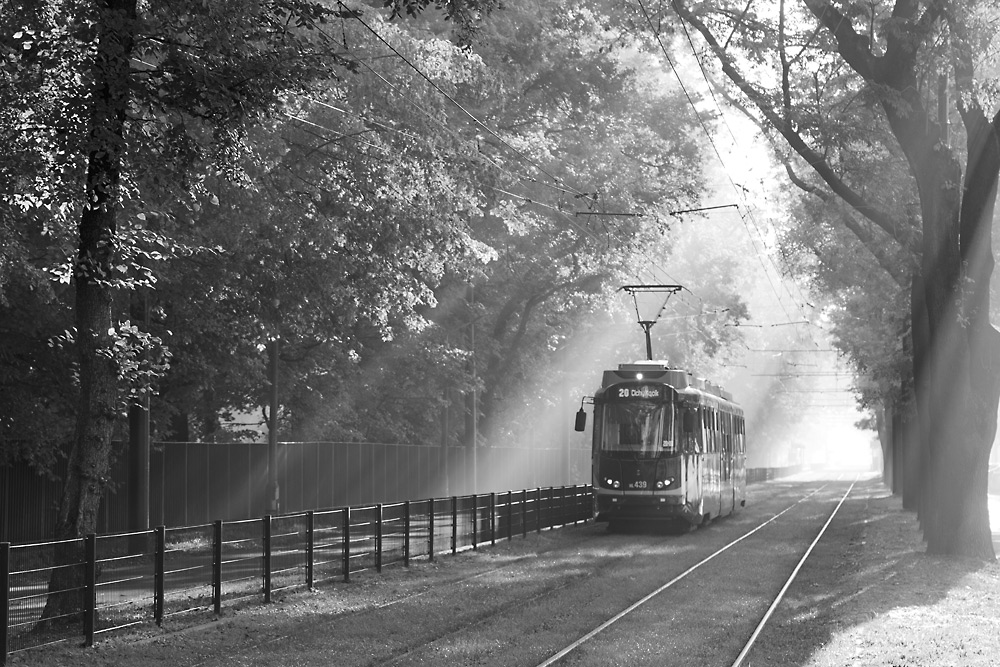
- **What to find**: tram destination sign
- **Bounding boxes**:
[608,383,667,401]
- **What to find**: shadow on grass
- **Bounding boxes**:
[745,478,997,667]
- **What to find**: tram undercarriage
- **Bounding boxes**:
[595,492,704,526]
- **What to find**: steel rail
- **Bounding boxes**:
[366,490,832,667]
[730,479,857,667]
[533,484,832,667]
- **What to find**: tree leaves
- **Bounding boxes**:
[2,0,731,456]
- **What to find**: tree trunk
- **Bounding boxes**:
[931,109,1000,556]
[906,274,929,516]
[40,0,137,623]
[875,404,892,490]
[823,0,999,557]
[671,0,1000,557]
[915,144,996,558]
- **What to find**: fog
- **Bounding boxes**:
[481,114,882,484]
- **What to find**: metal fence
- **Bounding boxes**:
[2,441,591,544]
[0,484,593,664]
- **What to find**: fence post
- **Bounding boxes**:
[489,493,496,545]
[558,486,565,526]
[342,508,351,583]
[521,489,528,538]
[535,487,544,533]
[306,511,314,590]
[403,501,411,567]
[506,491,513,541]
[427,498,435,562]
[1,542,9,665]
[263,515,272,602]
[568,486,574,524]
[587,485,594,521]
[451,496,458,555]
[376,504,383,574]
[212,520,222,617]
[84,534,96,647]
[471,495,478,551]
[154,526,165,626]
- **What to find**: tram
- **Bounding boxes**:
[575,360,746,528]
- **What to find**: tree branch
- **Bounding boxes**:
[782,159,911,289]
[671,0,915,254]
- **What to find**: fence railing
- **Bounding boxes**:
[0,484,593,664]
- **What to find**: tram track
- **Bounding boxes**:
[269,478,854,667]
[293,518,751,667]
[536,478,858,667]
[84,478,869,667]
[362,502,794,667]
[534,481,845,666]
[356,478,861,667]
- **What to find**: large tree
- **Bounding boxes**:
[2,0,362,620]
[668,0,1000,558]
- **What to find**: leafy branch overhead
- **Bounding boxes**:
[2,0,750,575]
[669,0,1000,558]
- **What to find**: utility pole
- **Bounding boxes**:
[267,336,280,513]
[465,283,478,495]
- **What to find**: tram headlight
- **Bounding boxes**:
[656,481,664,489]
[604,478,620,489]
[657,477,675,489]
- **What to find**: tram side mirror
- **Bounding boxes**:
[574,407,587,432]
[682,411,695,433]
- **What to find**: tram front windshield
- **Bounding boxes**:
[600,401,675,457]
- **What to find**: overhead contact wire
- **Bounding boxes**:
[312,4,731,314]
[338,1,590,197]
[636,0,811,329]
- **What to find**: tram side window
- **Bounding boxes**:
[701,409,711,453]
[710,409,718,453]
[679,406,702,453]
[730,416,735,451]
[714,410,719,453]
[722,412,732,479]
[731,415,738,453]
